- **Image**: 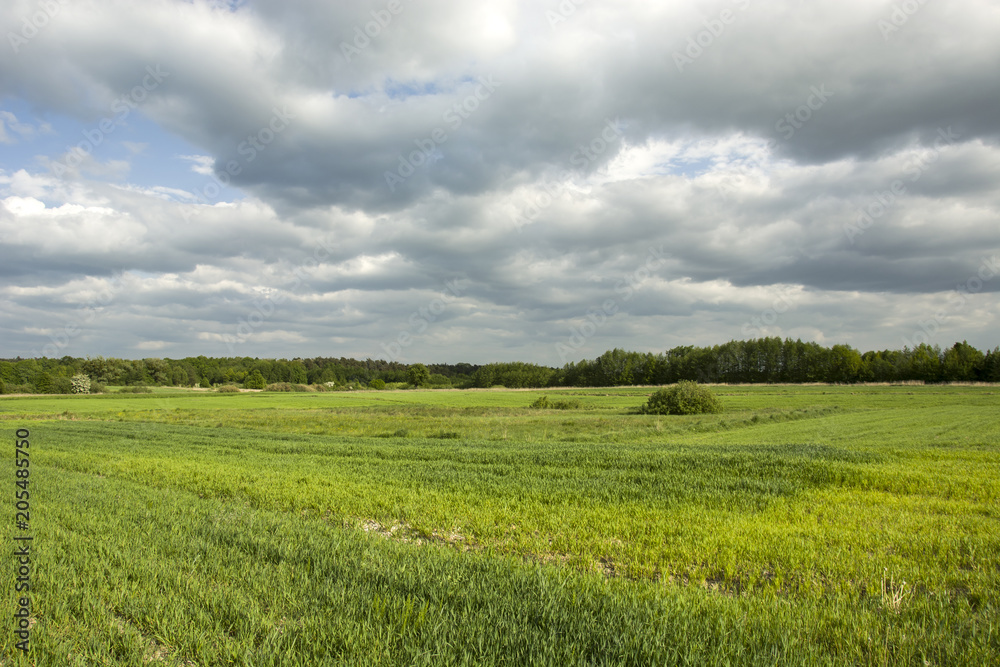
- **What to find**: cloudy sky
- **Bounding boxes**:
[1,0,998,365]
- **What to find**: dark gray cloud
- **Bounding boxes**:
[1,0,998,362]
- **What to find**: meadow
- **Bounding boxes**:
[1,384,998,665]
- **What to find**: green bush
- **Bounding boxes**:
[265,383,313,392]
[641,382,722,415]
[428,431,461,439]
[332,382,364,391]
[244,370,267,390]
[90,380,107,394]
[428,373,451,387]
[369,379,386,390]
[216,385,241,393]
[529,396,550,409]
[51,377,74,394]
[117,386,153,394]
[529,396,581,410]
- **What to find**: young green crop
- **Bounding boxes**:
[1,385,998,664]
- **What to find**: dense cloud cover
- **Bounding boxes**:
[1,0,998,363]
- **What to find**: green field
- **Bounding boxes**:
[1,385,998,665]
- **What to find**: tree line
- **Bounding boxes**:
[1,338,998,394]
[552,339,999,387]
[0,355,480,394]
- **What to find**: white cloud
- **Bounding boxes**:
[0,111,40,143]
[178,155,216,176]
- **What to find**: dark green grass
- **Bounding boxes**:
[4,466,996,666]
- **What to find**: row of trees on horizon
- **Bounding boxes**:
[1,338,998,395]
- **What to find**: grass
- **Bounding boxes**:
[1,385,998,664]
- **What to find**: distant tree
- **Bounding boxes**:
[861,351,895,382]
[0,361,18,385]
[288,360,308,384]
[121,359,146,386]
[828,345,863,383]
[14,359,40,387]
[143,358,171,385]
[169,364,190,386]
[51,377,74,394]
[427,373,451,386]
[407,363,430,387]
[941,341,984,382]
[244,370,267,390]
[908,344,942,383]
[594,348,635,386]
[35,372,53,394]
[469,362,554,388]
[369,378,386,390]
[980,347,1000,382]
[223,367,247,384]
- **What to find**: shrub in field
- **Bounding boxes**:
[428,373,452,387]
[216,385,241,393]
[71,374,92,394]
[51,377,74,394]
[529,396,581,410]
[265,382,313,392]
[428,430,461,439]
[118,386,153,394]
[641,382,722,415]
[90,380,106,394]
[369,379,386,390]
[530,396,551,408]
[244,370,267,390]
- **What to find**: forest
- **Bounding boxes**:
[1,337,998,394]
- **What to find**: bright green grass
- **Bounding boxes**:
[1,385,998,665]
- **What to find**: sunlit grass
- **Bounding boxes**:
[1,385,998,664]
